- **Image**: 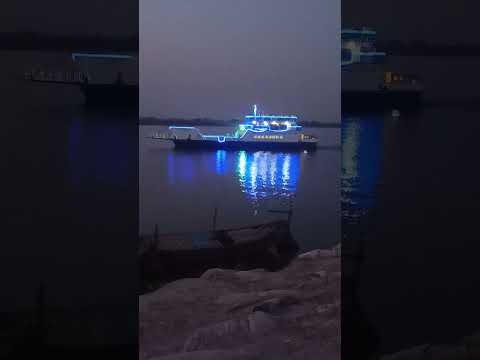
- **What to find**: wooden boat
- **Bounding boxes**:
[139,220,299,292]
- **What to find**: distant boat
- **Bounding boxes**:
[25,52,138,108]
[150,105,318,151]
[342,27,423,111]
[139,219,299,291]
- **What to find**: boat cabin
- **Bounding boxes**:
[238,105,301,135]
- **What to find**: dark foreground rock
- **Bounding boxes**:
[139,220,299,294]
[139,247,340,360]
[380,331,480,360]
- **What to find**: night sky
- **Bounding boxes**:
[140,0,340,122]
[343,0,480,43]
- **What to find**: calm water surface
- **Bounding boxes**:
[2,51,137,344]
[139,126,341,252]
[342,75,480,354]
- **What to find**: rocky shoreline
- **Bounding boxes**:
[139,246,340,360]
[380,332,480,360]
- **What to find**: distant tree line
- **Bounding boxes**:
[0,32,138,52]
[377,39,480,56]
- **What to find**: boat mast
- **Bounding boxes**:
[253,104,257,121]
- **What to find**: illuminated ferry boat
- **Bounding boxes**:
[152,105,318,150]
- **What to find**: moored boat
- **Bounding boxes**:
[139,220,299,292]
[342,27,423,111]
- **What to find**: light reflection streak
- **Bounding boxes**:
[234,151,300,205]
[216,150,226,175]
[163,149,301,207]
[341,116,384,225]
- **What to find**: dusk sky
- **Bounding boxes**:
[140,0,340,122]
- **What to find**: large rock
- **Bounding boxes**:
[139,246,340,360]
[182,311,277,352]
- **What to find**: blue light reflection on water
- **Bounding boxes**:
[67,116,135,189]
[234,151,300,205]
[216,150,227,175]
[163,149,301,205]
[341,115,384,225]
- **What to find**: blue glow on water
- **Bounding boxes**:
[238,151,247,179]
[165,152,196,184]
[216,150,226,175]
[234,151,300,204]
[67,117,134,189]
[282,154,291,189]
[162,147,301,205]
[342,115,384,224]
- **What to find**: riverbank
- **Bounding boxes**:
[139,245,340,360]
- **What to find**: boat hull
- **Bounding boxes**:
[171,139,318,151]
[80,83,138,107]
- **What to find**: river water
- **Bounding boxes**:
[139,125,341,252]
[2,51,138,344]
[342,55,480,354]
[4,50,480,350]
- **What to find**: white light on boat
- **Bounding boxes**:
[263,121,268,126]
[285,121,291,127]
[252,120,257,125]
[271,121,278,125]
